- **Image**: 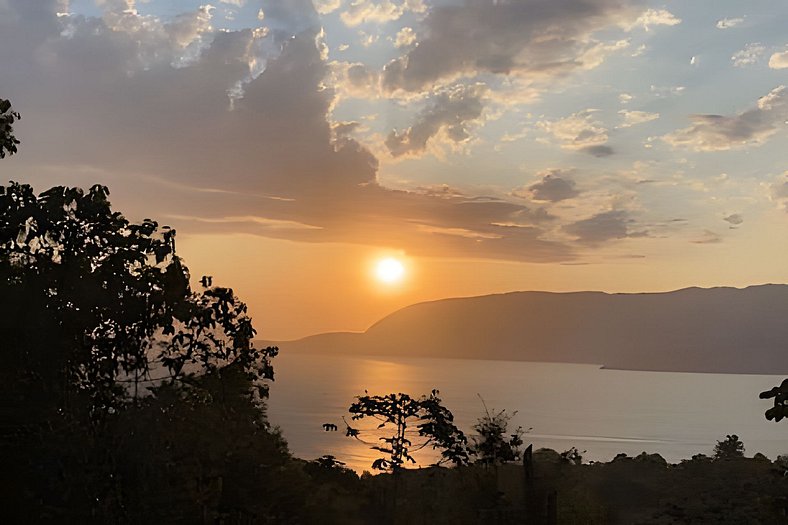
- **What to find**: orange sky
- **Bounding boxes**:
[177,227,788,340]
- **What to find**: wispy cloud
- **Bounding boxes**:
[663,86,787,151]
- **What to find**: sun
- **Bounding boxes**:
[374,257,406,284]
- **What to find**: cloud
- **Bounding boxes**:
[394,26,416,48]
[314,0,343,15]
[538,109,611,155]
[618,109,659,127]
[625,8,681,31]
[331,61,380,98]
[0,0,578,263]
[518,170,580,202]
[385,84,486,157]
[769,50,788,69]
[716,17,744,29]
[582,145,615,157]
[723,213,743,226]
[691,230,722,244]
[380,0,645,93]
[770,173,788,210]
[662,86,787,151]
[340,0,426,27]
[564,210,632,244]
[731,43,765,67]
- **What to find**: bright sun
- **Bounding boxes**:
[375,257,406,284]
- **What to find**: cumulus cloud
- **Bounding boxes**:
[618,109,659,128]
[0,0,578,263]
[380,0,646,93]
[314,0,343,15]
[538,110,612,156]
[662,85,787,151]
[564,210,633,244]
[769,50,788,69]
[517,170,580,202]
[625,8,681,31]
[716,17,744,29]
[385,84,486,157]
[331,61,380,98]
[770,174,788,210]
[340,0,426,27]
[732,43,766,67]
[394,26,416,48]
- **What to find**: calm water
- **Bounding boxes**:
[267,352,788,473]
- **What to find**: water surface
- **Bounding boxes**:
[267,352,788,472]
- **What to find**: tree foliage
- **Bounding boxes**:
[713,434,745,459]
[759,379,788,422]
[0,181,276,423]
[0,181,283,519]
[0,98,21,158]
[345,390,470,471]
[469,402,526,466]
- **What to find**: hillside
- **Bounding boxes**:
[269,285,788,374]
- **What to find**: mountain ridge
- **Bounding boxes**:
[264,284,788,374]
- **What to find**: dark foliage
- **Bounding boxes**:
[0,182,277,423]
[760,378,788,421]
[0,98,20,158]
[346,390,470,471]
[0,182,287,521]
[713,434,745,459]
[470,404,526,465]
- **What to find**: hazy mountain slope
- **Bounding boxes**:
[269,285,788,374]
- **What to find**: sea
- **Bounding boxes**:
[266,352,788,473]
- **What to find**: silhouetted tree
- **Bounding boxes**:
[760,379,788,422]
[0,181,279,519]
[713,434,745,459]
[560,447,585,465]
[469,400,526,466]
[1,182,277,423]
[345,390,470,471]
[0,98,20,158]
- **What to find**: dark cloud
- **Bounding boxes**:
[691,230,722,244]
[582,145,615,157]
[723,213,743,226]
[381,0,641,92]
[385,84,485,157]
[520,171,580,202]
[564,210,632,244]
[663,85,787,151]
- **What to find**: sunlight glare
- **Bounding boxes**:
[375,257,406,284]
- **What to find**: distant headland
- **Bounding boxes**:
[264,285,788,375]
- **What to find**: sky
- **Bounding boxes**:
[1,0,787,340]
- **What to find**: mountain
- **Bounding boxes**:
[267,285,788,374]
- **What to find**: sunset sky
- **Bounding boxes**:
[1,0,787,340]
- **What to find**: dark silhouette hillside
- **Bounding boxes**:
[272,285,788,374]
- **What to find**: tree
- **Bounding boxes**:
[0,98,21,158]
[713,434,745,459]
[759,379,788,422]
[345,390,470,471]
[469,400,526,466]
[1,181,279,519]
[0,181,277,424]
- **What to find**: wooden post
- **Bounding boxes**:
[522,444,534,523]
